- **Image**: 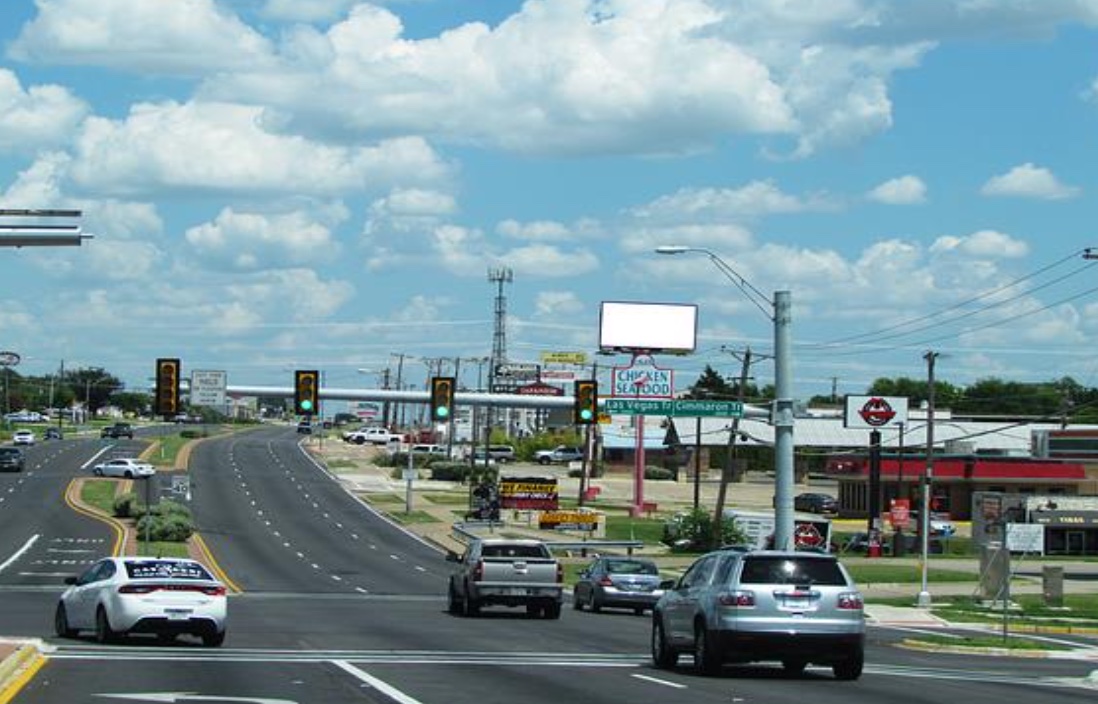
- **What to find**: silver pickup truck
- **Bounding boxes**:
[446,538,563,619]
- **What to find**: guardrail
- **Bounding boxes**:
[451,521,645,556]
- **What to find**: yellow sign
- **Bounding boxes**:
[597,412,612,424]
[539,510,599,530]
[541,351,588,365]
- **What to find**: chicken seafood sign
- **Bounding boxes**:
[843,395,909,429]
[0,351,20,367]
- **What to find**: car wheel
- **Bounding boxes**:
[589,594,602,613]
[124,471,133,479]
[782,658,807,675]
[832,648,864,680]
[93,468,103,476]
[542,602,561,620]
[202,630,226,648]
[634,607,646,616]
[463,588,480,617]
[95,606,119,644]
[538,457,551,465]
[694,623,721,676]
[447,585,463,615]
[572,589,583,610]
[651,617,678,669]
[54,603,76,638]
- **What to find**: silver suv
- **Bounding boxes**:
[651,549,865,679]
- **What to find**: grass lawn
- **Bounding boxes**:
[907,633,1072,651]
[81,480,118,514]
[388,510,441,525]
[135,540,191,558]
[847,564,977,584]
[604,515,665,545]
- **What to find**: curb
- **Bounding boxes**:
[0,641,47,704]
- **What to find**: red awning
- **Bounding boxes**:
[880,458,1086,481]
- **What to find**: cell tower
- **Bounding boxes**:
[487,267,513,393]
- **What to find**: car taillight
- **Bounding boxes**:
[717,590,755,608]
[473,560,484,582]
[597,576,613,587]
[837,592,863,610]
[118,585,157,594]
[200,585,227,596]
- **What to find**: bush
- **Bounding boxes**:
[113,492,141,518]
[133,500,195,542]
[644,466,675,481]
[429,462,470,482]
[663,508,748,552]
[179,429,207,439]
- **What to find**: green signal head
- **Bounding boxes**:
[580,409,593,421]
[435,406,450,419]
[300,400,313,412]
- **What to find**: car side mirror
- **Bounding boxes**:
[445,551,460,563]
[659,579,676,590]
[64,576,77,585]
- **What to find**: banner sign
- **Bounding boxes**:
[541,352,588,365]
[499,476,559,510]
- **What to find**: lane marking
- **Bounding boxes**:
[631,674,686,689]
[0,535,39,573]
[331,660,426,704]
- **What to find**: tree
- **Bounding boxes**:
[65,367,123,414]
[683,365,761,401]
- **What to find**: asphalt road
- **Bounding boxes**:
[1,427,1096,703]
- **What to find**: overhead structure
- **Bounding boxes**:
[0,209,90,247]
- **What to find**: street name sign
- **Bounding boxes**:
[604,398,743,418]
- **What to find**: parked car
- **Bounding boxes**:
[410,444,447,457]
[100,423,134,439]
[794,492,839,515]
[55,556,227,646]
[296,420,312,434]
[12,430,35,446]
[535,446,584,464]
[573,556,664,615]
[44,427,63,440]
[0,447,24,472]
[651,549,865,679]
[92,457,156,479]
[342,426,400,445]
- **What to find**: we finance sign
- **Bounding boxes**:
[611,356,673,398]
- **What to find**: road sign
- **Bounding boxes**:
[540,351,588,365]
[604,398,743,417]
[495,362,540,380]
[190,370,227,407]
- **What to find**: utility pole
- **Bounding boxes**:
[712,347,753,548]
[917,350,939,608]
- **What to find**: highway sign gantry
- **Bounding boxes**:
[604,398,743,418]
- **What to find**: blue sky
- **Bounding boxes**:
[2,0,1098,404]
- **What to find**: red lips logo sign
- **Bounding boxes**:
[858,397,896,427]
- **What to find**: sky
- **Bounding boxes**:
[2,0,1098,405]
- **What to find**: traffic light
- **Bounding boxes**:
[294,370,319,416]
[574,380,598,424]
[430,376,455,421]
[155,358,181,416]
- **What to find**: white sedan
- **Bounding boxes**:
[12,430,35,446]
[56,557,227,646]
[92,457,156,478]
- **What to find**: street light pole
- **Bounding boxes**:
[655,246,796,550]
[917,350,939,608]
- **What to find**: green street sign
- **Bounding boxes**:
[604,398,743,418]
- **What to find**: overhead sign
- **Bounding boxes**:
[355,402,382,418]
[541,352,588,365]
[611,355,673,398]
[190,370,227,407]
[843,395,909,429]
[604,398,743,418]
[495,362,540,380]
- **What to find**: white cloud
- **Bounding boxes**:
[867,175,926,204]
[185,208,343,270]
[498,244,600,278]
[0,69,88,153]
[631,180,831,221]
[980,163,1080,200]
[534,290,584,318]
[67,101,450,198]
[261,0,358,23]
[931,230,1029,259]
[9,0,274,75]
[497,219,573,242]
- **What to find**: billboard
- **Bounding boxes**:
[499,477,559,510]
[598,301,697,354]
[843,395,909,429]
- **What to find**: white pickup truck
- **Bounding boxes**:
[446,538,563,619]
[342,426,401,445]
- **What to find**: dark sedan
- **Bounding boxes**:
[794,492,839,515]
[573,556,664,615]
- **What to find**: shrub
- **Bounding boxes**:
[113,492,141,518]
[663,508,748,552]
[180,429,207,439]
[136,512,194,542]
[644,466,675,481]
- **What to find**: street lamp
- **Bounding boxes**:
[655,245,796,550]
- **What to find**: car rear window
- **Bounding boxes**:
[606,560,658,575]
[739,556,847,586]
[125,560,214,581]
[481,544,547,559]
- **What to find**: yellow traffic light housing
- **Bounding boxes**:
[430,376,455,421]
[574,380,598,424]
[155,358,181,417]
[294,370,319,416]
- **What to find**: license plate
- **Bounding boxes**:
[165,609,193,620]
[782,598,810,610]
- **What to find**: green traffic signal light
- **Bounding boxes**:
[430,377,455,422]
[435,406,449,419]
[301,400,313,412]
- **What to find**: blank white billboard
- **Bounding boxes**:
[598,301,697,354]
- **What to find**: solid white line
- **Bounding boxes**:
[331,660,426,704]
[631,674,687,689]
[0,534,39,573]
